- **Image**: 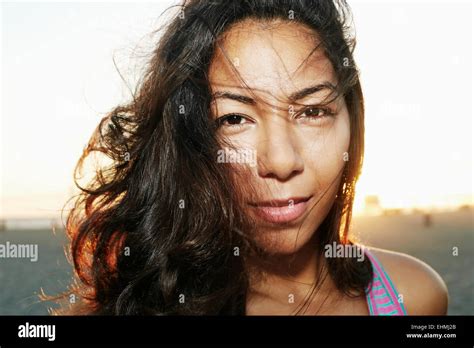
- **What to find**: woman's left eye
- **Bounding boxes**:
[299,106,334,119]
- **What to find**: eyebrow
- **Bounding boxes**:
[211,82,337,105]
[211,91,256,105]
[288,82,336,101]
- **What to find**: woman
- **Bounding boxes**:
[60,0,448,315]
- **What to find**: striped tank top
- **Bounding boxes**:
[364,247,407,315]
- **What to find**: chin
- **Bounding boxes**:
[253,225,316,256]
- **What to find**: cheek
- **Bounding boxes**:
[300,112,350,181]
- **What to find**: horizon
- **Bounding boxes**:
[1,1,472,220]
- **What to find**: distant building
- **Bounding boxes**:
[364,195,382,216]
[2,217,63,231]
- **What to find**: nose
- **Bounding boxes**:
[257,117,304,181]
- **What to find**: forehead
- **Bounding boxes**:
[209,19,337,99]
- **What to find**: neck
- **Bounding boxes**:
[247,234,334,309]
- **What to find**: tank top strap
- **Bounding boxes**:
[363,246,408,315]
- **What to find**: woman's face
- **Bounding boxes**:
[209,19,350,255]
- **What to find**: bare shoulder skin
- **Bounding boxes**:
[369,247,449,315]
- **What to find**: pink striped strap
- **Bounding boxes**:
[364,247,407,315]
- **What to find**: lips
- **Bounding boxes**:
[249,196,312,224]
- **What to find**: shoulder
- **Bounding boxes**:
[367,247,448,315]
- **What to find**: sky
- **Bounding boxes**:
[1,0,472,218]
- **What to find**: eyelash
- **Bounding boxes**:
[296,106,336,120]
[215,113,251,129]
[215,106,336,129]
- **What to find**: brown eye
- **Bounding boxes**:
[225,114,245,125]
[295,106,336,126]
[215,114,249,128]
[302,107,326,118]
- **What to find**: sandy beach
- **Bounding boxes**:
[0,208,472,315]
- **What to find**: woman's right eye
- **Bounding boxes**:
[215,114,249,128]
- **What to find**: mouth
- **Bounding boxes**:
[248,196,313,224]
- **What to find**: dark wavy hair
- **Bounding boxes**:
[55,0,371,315]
